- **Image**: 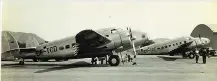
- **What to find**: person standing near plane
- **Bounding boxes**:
[125,54,128,62]
[91,57,98,65]
[201,48,207,64]
[195,49,200,63]
[206,48,210,58]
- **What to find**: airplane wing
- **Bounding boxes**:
[168,41,194,54]
[76,29,112,48]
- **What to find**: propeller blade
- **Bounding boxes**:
[199,34,202,41]
[127,27,137,65]
[198,34,205,45]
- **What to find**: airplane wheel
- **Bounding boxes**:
[210,52,215,56]
[33,58,38,62]
[188,53,195,59]
[182,53,188,58]
[108,55,120,66]
[19,61,24,65]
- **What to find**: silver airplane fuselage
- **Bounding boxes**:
[19,28,147,59]
[138,36,210,55]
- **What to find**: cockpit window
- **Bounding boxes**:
[111,29,118,33]
[188,37,192,40]
[105,35,109,37]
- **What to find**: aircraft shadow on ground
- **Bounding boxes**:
[157,56,179,61]
[34,61,109,73]
[1,61,110,73]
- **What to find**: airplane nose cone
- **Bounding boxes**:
[202,38,210,45]
[206,38,210,44]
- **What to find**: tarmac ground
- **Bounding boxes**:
[1,55,217,81]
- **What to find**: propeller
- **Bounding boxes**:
[127,27,137,65]
[198,34,204,45]
[194,34,204,49]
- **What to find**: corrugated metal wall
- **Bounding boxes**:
[191,24,217,50]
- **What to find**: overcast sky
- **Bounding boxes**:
[2,0,217,41]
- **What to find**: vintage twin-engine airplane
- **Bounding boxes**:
[4,28,147,66]
[137,36,210,58]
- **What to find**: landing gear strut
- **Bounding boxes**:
[188,53,195,59]
[91,57,97,65]
[108,55,120,66]
[33,58,38,62]
[19,58,25,65]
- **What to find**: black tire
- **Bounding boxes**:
[108,55,120,66]
[210,52,215,56]
[182,53,188,58]
[33,58,38,62]
[188,53,195,59]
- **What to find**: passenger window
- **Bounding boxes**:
[65,45,70,49]
[173,44,175,46]
[176,43,178,45]
[72,43,76,47]
[165,46,168,48]
[180,42,182,44]
[157,48,160,49]
[161,47,164,49]
[169,45,171,47]
[184,41,187,43]
[59,46,64,50]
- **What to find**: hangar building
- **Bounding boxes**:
[191,24,217,50]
